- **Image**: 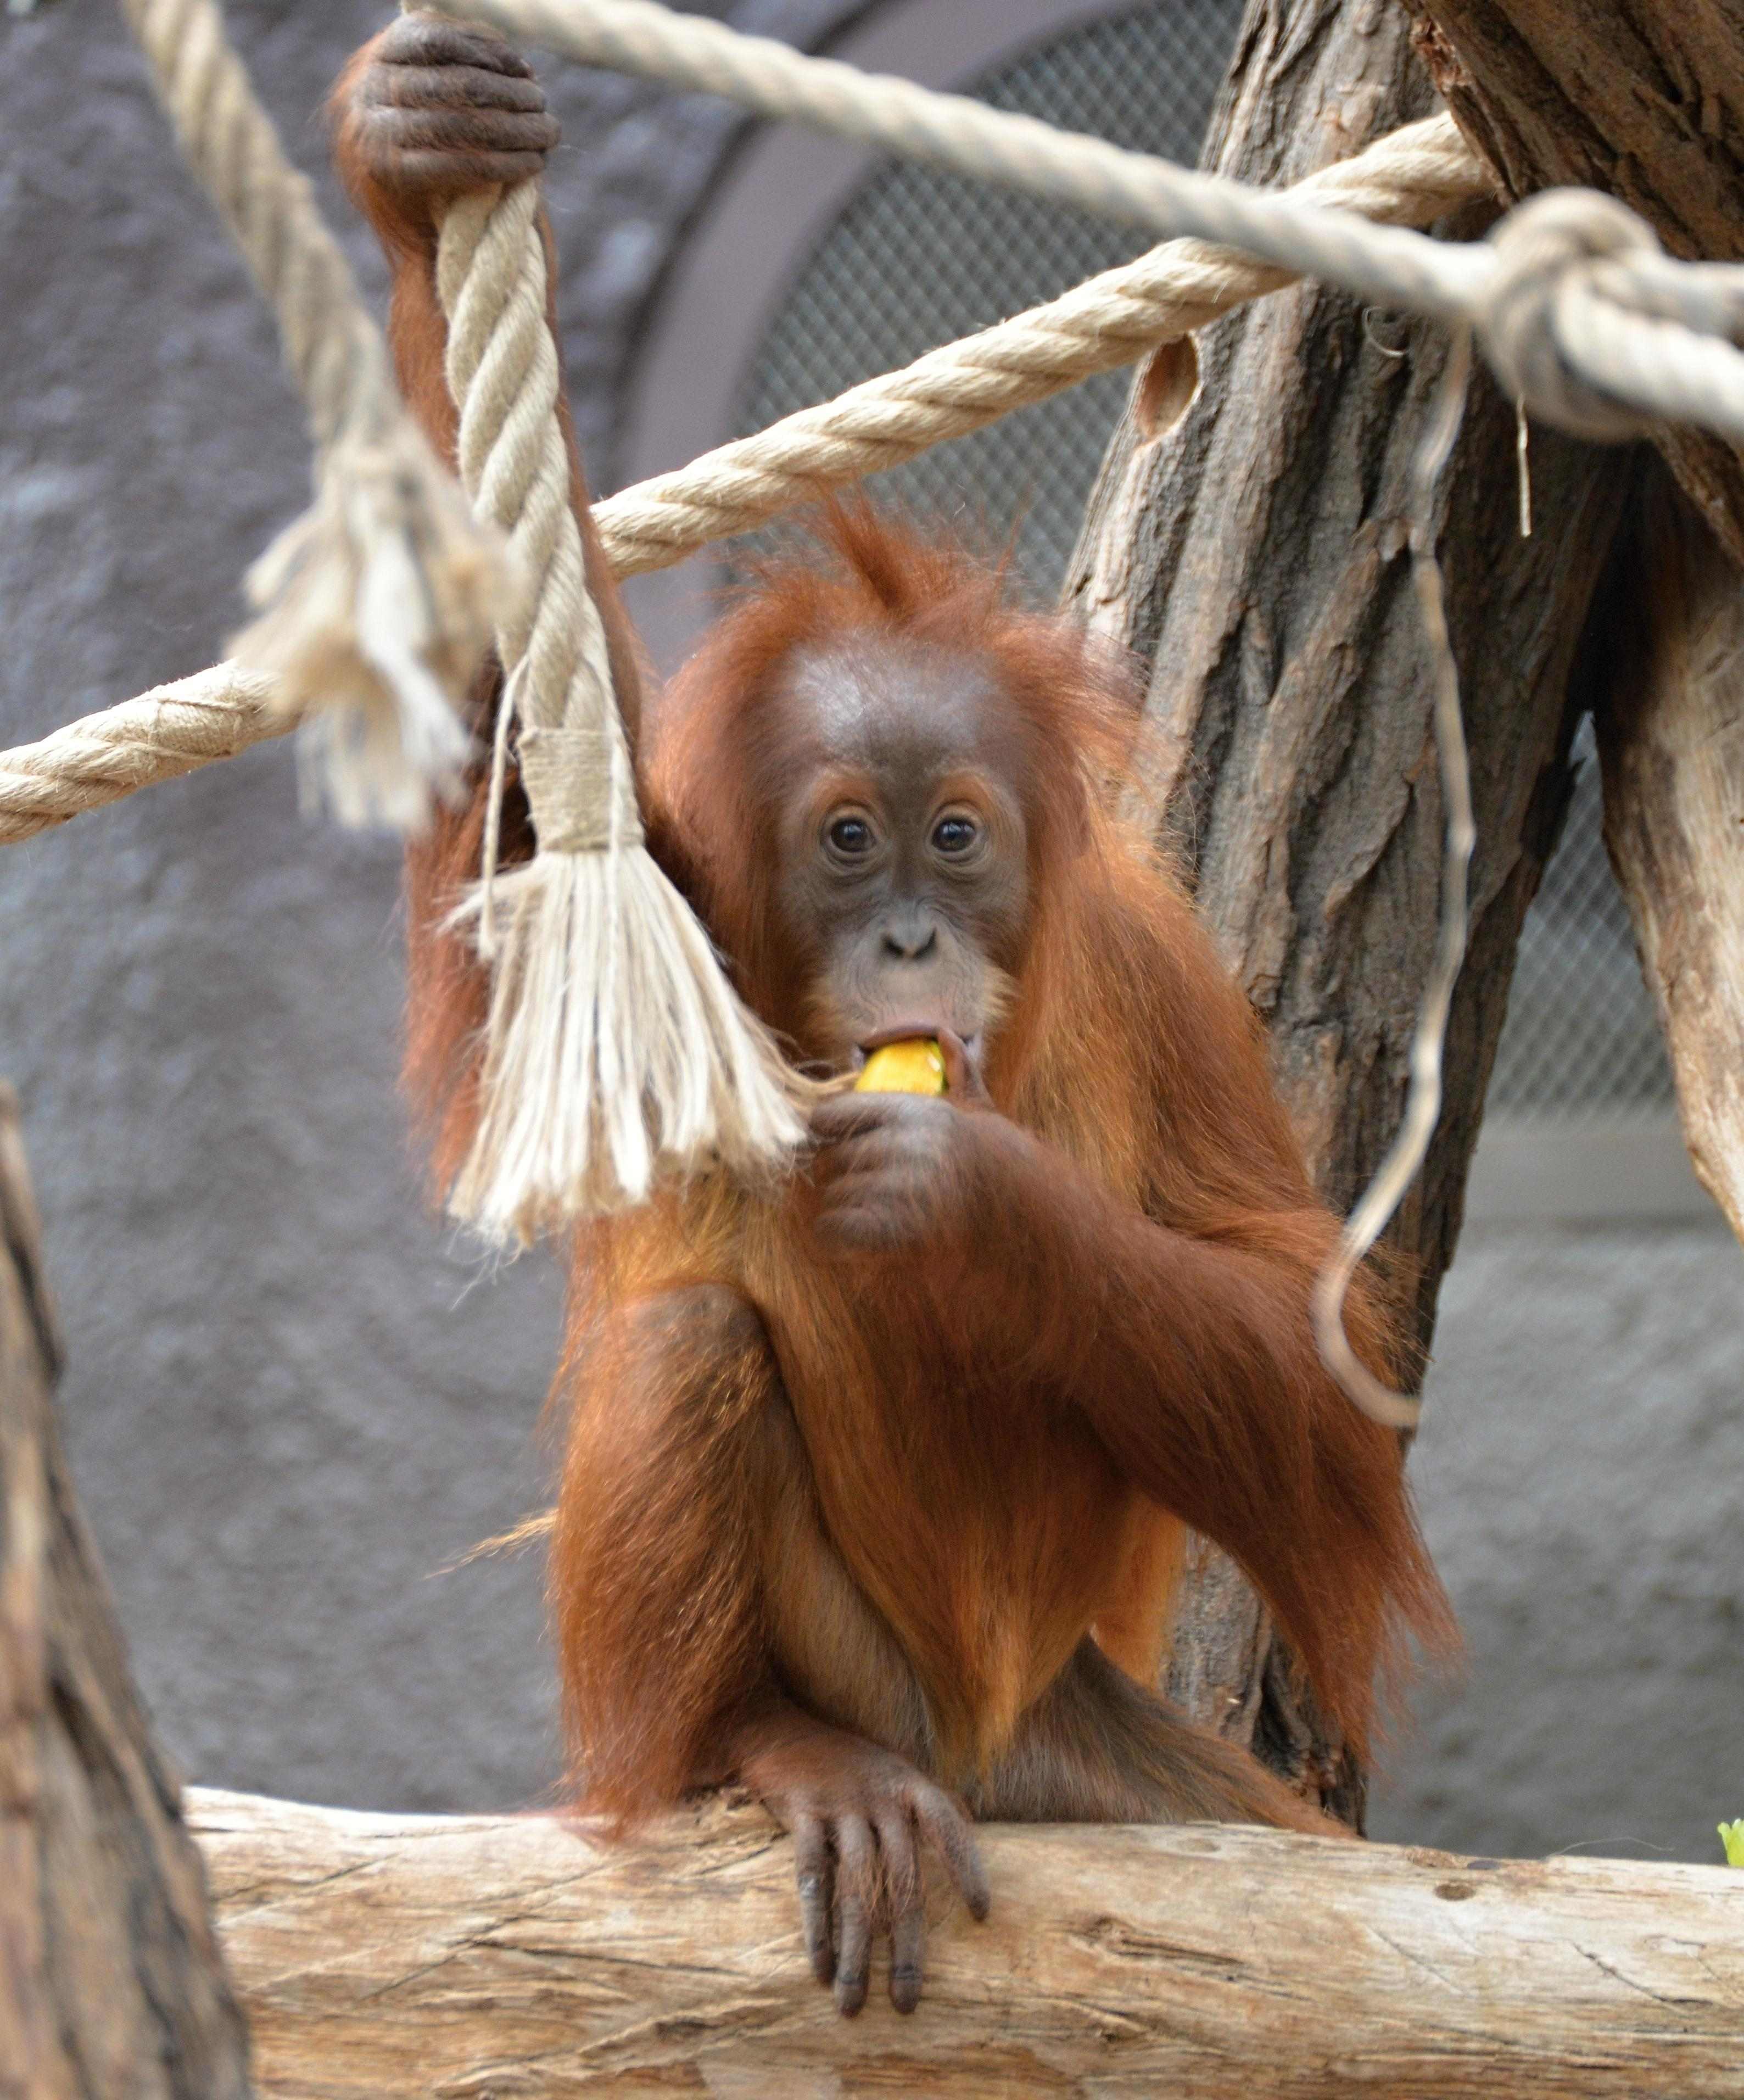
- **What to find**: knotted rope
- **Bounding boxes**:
[420,143,804,1239]
[0,111,1487,847]
[118,0,504,827]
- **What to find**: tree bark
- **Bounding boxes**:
[1061,0,1637,1813]
[189,1785,1744,2099]
[0,1085,251,2100]
[1401,6,1744,1258]
[1401,0,1744,567]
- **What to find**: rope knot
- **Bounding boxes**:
[1478,189,1662,442]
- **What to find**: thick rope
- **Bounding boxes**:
[594,112,1484,573]
[0,113,1486,846]
[0,668,281,847]
[118,0,504,826]
[435,182,632,855]
[450,0,1744,448]
[423,172,805,1237]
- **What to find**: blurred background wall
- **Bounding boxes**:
[3,0,1739,1863]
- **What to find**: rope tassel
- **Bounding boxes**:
[237,416,491,828]
[448,805,809,1238]
[433,180,806,1238]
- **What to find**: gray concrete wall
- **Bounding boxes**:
[1371,1218,1744,1866]
[3,0,1741,1867]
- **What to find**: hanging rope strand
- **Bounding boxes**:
[0,111,1488,847]
[1311,336,1479,1433]
[118,0,505,827]
[413,130,806,1238]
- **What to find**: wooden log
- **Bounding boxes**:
[187,1784,1744,2098]
[1400,2,1744,1242]
[0,1085,252,2098]
[1062,0,1638,1809]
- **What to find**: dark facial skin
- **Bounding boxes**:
[771,636,1031,1073]
[765,637,1059,1269]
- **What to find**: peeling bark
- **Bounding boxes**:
[1592,461,1744,1239]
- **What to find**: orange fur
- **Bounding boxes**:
[543,512,1454,1812]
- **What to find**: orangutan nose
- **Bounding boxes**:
[881,914,938,962]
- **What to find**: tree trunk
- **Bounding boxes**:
[1401,0,1744,567]
[188,1785,1744,2099]
[1062,0,1637,1814]
[0,1085,251,2100]
[1402,3,1744,1254]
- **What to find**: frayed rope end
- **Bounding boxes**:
[444,843,813,1244]
[235,421,512,832]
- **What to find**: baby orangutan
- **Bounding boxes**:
[336,15,1452,2017]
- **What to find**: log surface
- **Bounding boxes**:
[188,1784,1744,2098]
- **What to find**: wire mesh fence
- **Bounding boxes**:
[736,0,1235,592]
[1490,720,1672,1115]
[731,0,1673,1122]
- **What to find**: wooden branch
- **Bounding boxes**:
[188,1785,1744,2098]
[1063,0,1637,1807]
[0,1086,251,2098]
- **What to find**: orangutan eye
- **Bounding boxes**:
[826,813,875,858]
[932,814,980,856]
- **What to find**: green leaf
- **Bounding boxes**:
[1718,1820,1744,1868]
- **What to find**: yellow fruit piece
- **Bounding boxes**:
[855,1038,947,1095]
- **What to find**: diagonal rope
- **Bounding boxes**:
[0,111,1487,847]
[0,668,281,845]
[116,0,506,827]
[445,0,1744,447]
[591,113,1482,575]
